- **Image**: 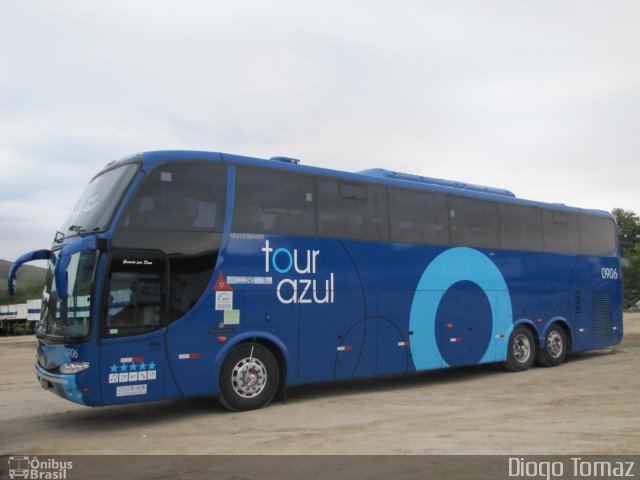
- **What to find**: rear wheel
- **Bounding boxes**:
[502,325,536,372]
[218,343,279,411]
[536,324,567,367]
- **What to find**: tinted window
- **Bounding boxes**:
[449,197,500,248]
[115,162,227,324]
[120,162,226,232]
[542,210,580,254]
[317,179,389,241]
[580,215,617,255]
[115,231,222,323]
[104,250,166,338]
[389,188,449,245]
[499,203,543,251]
[233,168,316,236]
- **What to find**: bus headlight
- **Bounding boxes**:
[59,362,90,374]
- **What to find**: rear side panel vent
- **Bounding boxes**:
[592,291,613,345]
[574,291,583,315]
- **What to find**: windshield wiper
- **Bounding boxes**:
[68,225,101,237]
[69,225,87,235]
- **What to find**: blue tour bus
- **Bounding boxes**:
[8,151,623,411]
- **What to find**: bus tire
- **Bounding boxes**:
[218,343,279,411]
[536,324,567,367]
[502,325,536,372]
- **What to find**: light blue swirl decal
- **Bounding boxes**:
[409,247,513,370]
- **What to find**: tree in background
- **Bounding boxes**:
[612,208,640,306]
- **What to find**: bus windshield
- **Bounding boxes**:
[59,163,139,238]
[37,250,97,340]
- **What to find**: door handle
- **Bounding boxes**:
[150,340,164,347]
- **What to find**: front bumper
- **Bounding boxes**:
[35,363,86,406]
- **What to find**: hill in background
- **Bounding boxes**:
[0,259,47,304]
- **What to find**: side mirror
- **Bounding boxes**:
[7,250,52,297]
[55,236,106,299]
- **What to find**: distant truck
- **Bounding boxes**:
[0,299,40,334]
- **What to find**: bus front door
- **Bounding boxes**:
[99,250,168,404]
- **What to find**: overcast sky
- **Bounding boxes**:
[1,0,639,261]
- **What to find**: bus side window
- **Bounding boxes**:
[579,215,617,256]
[233,167,316,237]
[499,203,543,252]
[317,179,389,241]
[448,196,500,249]
[120,164,226,232]
[389,188,449,245]
[542,210,580,254]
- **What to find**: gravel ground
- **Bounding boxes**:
[1,314,638,458]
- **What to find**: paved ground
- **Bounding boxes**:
[1,314,639,457]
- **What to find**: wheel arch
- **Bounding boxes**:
[507,318,541,346]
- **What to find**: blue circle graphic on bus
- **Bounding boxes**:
[434,280,493,366]
[409,247,513,370]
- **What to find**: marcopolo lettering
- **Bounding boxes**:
[261,240,335,304]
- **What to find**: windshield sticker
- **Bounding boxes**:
[82,195,99,213]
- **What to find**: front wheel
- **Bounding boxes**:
[536,324,567,367]
[218,343,279,411]
[502,325,536,372]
